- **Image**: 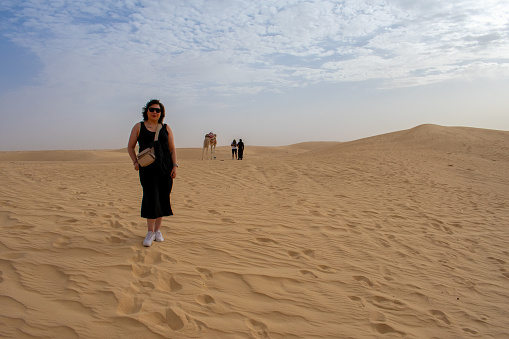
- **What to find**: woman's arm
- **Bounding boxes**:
[167,125,178,178]
[128,123,141,171]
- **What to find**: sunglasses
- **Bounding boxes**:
[148,107,161,113]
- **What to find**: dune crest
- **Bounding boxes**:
[1,124,508,338]
[322,124,509,156]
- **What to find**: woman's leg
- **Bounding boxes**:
[147,217,163,232]
[154,217,163,232]
[147,218,156,232]
[154,217,164,242]
[144,218,159,246]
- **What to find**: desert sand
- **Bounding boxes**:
[1,124,508,339]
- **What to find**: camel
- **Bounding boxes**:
[202,132,217,160]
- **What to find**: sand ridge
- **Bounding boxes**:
[1,124,508,338]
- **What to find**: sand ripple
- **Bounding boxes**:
[1,125,508,338]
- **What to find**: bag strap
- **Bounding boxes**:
[154,124,163,141]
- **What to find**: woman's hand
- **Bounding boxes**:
[134,162,140,171]
[171,165,178,178]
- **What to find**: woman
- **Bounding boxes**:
[231,139,237,160]
[128,99,178,247]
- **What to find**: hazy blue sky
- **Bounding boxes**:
[1,0,508,151]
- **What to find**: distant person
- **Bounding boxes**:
[231,139,237,160]
[127,99,178,247]
[237,139,244,160]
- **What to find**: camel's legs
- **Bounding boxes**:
[202,137,215,160]
[202,139,209,160]
[202,146,210,160]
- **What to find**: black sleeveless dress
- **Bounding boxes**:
[138,122,173,219]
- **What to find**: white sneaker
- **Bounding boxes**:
[143,231,155,247]
[155,230,164,242]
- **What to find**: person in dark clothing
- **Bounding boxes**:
[237,139,245,160]
[128,99,178,247]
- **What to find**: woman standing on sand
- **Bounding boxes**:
[127,99,178,247]
[231,139,237,160]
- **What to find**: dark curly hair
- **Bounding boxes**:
[142,99,165,123]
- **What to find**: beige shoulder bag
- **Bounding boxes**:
[137,124,162,167]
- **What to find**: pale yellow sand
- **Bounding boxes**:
[1,124,508,338]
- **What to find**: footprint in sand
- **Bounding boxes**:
[131,248,177,265]
[348,295,363,303]
[141,251,164,265]
[52,215,79,226]
[317,265,336,273]
[103,212,120,219]
[107,235,125,244]
[287,251,300,259]
[131,264,152,278]
[256,238,278,245]
[108,220,123,229]
[196,267,213,279]
[110,230,129,241]
[429,309,451,325]
[196,294,215,305]
[137,280,155,289]
[299,270,318,278]
[371,323,406,336]
[52,236,72,248]
[353,275,374,287]
[366,295,406,311]
[165,308,185,331]
[245,318,269,339]
[369,311,386,322]
[82,210,97,217]
[379,266,394,281]
[0,271,3,283]
[462,328,478,335]
[117,290,143,314]
[156,271,182,292]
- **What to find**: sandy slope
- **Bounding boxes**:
[1,124,508,338]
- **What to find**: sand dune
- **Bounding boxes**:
[1,124,508,338]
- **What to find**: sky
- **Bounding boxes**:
[0,0,508,151]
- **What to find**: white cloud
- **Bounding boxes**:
[1,0,508,150]
[3,0,508,95]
